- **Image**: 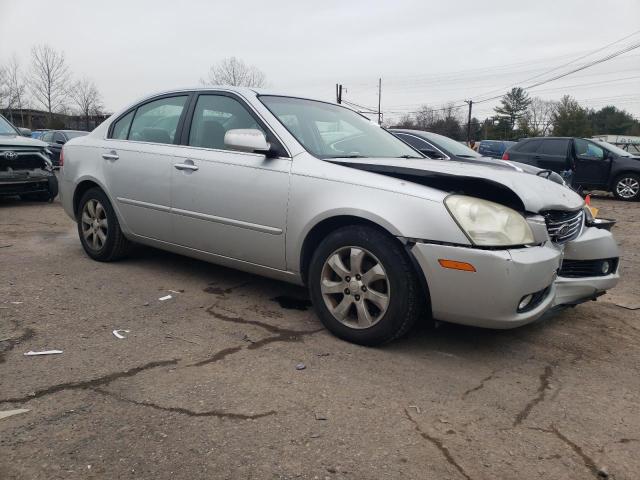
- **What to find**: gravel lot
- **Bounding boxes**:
[1,195,639,480]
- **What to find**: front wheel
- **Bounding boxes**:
[77,188,132,261]
[613,173,640,201]
[308,225,425,346]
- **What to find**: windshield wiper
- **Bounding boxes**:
[325,154,366,159]
[396,155,422,159]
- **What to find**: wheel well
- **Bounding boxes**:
[611,171,640,189]
[73,180,102,219]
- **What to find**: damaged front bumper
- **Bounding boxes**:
[0,170,58,197]
[409,225,619,329]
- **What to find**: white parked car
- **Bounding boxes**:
[59,88,620,345]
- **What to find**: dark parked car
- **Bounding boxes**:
[503,137,640,201]
[478,139,515,158]
[389,129,566,184]
[40,130,88,166]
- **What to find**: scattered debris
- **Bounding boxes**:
[310,433,322,438]
[315,412,328,421]
[143,302,150,307]
[168,289,184,294]
[0,409,30,421]
[0,244,13,249]
[158,295,172,301]
[598,467,609,478]
[296,362,306,370]
[10,301,23,305]
[317,352,330,357]
[24,350,63,356]
[112,329,130,339]
[408,405,421,414]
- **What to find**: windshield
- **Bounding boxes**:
[260,96,421,159]
[65,131,88,139]
[0,116,19,135]
[593,139,633,157]
[423,132,482,157]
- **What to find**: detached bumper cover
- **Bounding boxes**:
[0,171,58,197]
[410,225,620,329]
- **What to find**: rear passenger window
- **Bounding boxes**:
[188,95,264,150]
[540,139,569,156]
[396,134,430,150]
[517,140,541,153]
[128,96,188,144]
[111,111,134,140]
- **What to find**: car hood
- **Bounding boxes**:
[0,134,48,148]
[327,157,584,212]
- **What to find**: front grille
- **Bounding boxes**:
[559,258,619,278]
[0,151,47,171]
[543,209,584,244]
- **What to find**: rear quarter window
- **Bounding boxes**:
[540,139,569,156]
[515,140,541,153]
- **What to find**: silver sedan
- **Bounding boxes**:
[59,88,620,345]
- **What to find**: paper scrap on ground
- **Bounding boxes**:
[112,329,130,339]
[0,409,30,421]
[159,295,172,301]
[24,350,63,356]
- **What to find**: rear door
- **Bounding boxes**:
[535,139,571,173]
[572,138,610,186]
[170,92,290,269]
[101,94,190,241]
[508,138,542,164]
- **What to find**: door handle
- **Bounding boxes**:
[102,152,119,161]
[174,163,199,171]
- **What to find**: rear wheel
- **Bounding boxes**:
[77,188,132,261]
[308,225,424,346]
[613,173,640,201]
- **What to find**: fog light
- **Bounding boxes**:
[518,294,533,311]
[601,261,611,275]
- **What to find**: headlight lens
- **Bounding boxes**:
[445,195,534,247]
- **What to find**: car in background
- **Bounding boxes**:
[503,137,640,201]
[389,129,566,184]
[478,139,515,158]
[60,88,619,346]
[31,129,51,140]
[40,130,89,166]
[0,114,58,201]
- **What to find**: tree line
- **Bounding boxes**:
[393,87,640,141]
[0,44,103,130]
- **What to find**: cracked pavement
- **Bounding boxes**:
[1,195,639,479]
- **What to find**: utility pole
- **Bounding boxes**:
[465,100,473,145]
[377,78,382,125]
[336,84,343,104]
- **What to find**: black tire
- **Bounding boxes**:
[77,187,132,261]
[308,225,425,346]
[612,173,640,201]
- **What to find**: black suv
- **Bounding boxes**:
[40,130,88,167]
[504,137,640,201]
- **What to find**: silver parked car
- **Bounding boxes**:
[59,88,620,345]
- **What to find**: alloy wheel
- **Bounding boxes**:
[320,246,390,329]
[616,177,640,199]
[81,199,108,250]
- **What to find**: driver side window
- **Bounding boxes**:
[574,139,604,160]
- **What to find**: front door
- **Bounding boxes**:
[101,94,189,240]
[170,93,290,270]
[572,138,611,187]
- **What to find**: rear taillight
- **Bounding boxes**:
[59,147,64,167]
[501,152,509,160]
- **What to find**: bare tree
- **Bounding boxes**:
[202,57,266,87]
[527,97,556,136]
[0,65,7,109]
[69,77,103,130]
[4,56,27,125]
[29,44,70,125]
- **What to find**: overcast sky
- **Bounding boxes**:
[1,0,639,122]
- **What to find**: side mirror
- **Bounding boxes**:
[18,127,32,137]
[224,129,273,156]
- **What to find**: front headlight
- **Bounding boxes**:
[445,195,534,247]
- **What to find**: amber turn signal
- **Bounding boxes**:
[438,259,476,272]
